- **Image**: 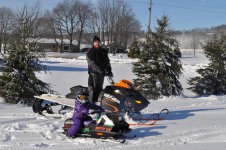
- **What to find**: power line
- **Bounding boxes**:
[163,0,226,10]
[153,2,226,15]
[148,0,152,31]
[122,0,226,15]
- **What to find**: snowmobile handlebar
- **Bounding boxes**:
[107,76,115,85]
[89,110,105,115]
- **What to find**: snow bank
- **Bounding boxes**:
[0,97,4,103]
[41,53,137,64]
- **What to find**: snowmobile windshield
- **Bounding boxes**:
[100,83,150,114]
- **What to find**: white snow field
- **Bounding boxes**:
[1,50,226,150]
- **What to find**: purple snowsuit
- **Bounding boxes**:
[67,98,104,137]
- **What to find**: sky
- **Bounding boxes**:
[0,0,226,31]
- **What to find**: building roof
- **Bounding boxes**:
[28,38,78,45]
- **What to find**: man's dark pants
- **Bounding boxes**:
[88,73,104,103]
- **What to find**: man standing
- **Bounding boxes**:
[86,36,113,103]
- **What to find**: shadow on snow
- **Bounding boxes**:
[45,65,88,72]
[40,61,63,64]
[131,125,166,138]
[166,108,224,121]
[131,108,224,138]
[140,108,224,121]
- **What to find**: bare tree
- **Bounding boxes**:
[191,32,200,57]
[77,1,92,50]
[86,10,100,36]
[40,0,93,52]
[11,4,41,51]
[42,11,65,52]
[0,7,14,54]
[52,0,81,52]
[98,0,111,44]
[37,12,54,38]
[97,0,141,51]
[115,3,140,49]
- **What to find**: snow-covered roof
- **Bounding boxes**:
[80,44,92,49]
[28,38,78,45]
[35,38,56,44]
[62,39,78,45]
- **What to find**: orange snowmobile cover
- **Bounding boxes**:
[113,79,134,89]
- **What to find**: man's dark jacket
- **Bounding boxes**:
[86,47,112,75]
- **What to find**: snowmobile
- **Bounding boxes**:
[33,78,150,115]
[32,77,169,125]
[32,77,169,142]
[62,110,134,143]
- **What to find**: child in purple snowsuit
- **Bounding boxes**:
[67,88,104,137]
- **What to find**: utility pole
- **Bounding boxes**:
[148,0,152,31]
[99,16,103,42]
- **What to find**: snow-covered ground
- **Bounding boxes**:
[1,50,226,150]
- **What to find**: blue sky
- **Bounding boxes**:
[1,0,226,31]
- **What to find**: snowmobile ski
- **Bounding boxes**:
[102,138,126,144]
[128,120,158,126]
[65,132,132,144]
[130,109,169,121]
[102,134,136,143]
[126,109,169,126]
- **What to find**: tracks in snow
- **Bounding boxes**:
[123,125,226,149]
[0,113,122,150]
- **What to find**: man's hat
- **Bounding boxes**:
[93,35,100,42]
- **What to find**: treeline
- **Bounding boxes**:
[0,0,141,54]
[174,25,226,49]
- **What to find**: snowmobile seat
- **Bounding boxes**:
[84,120,95,126]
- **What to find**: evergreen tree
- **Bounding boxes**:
[0,57,4,64]
[188,35,226,95]
[128,37,140,58]
[133,16,183,99]
[0,6,52,104]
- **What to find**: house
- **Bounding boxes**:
[102,41,127,53]
[80,44,92,52]
[28,38,79,52]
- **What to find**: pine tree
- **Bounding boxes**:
[0,6,52,104]
[128,37,140,58]
[133,16,183,99]
[188,35,226,95]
